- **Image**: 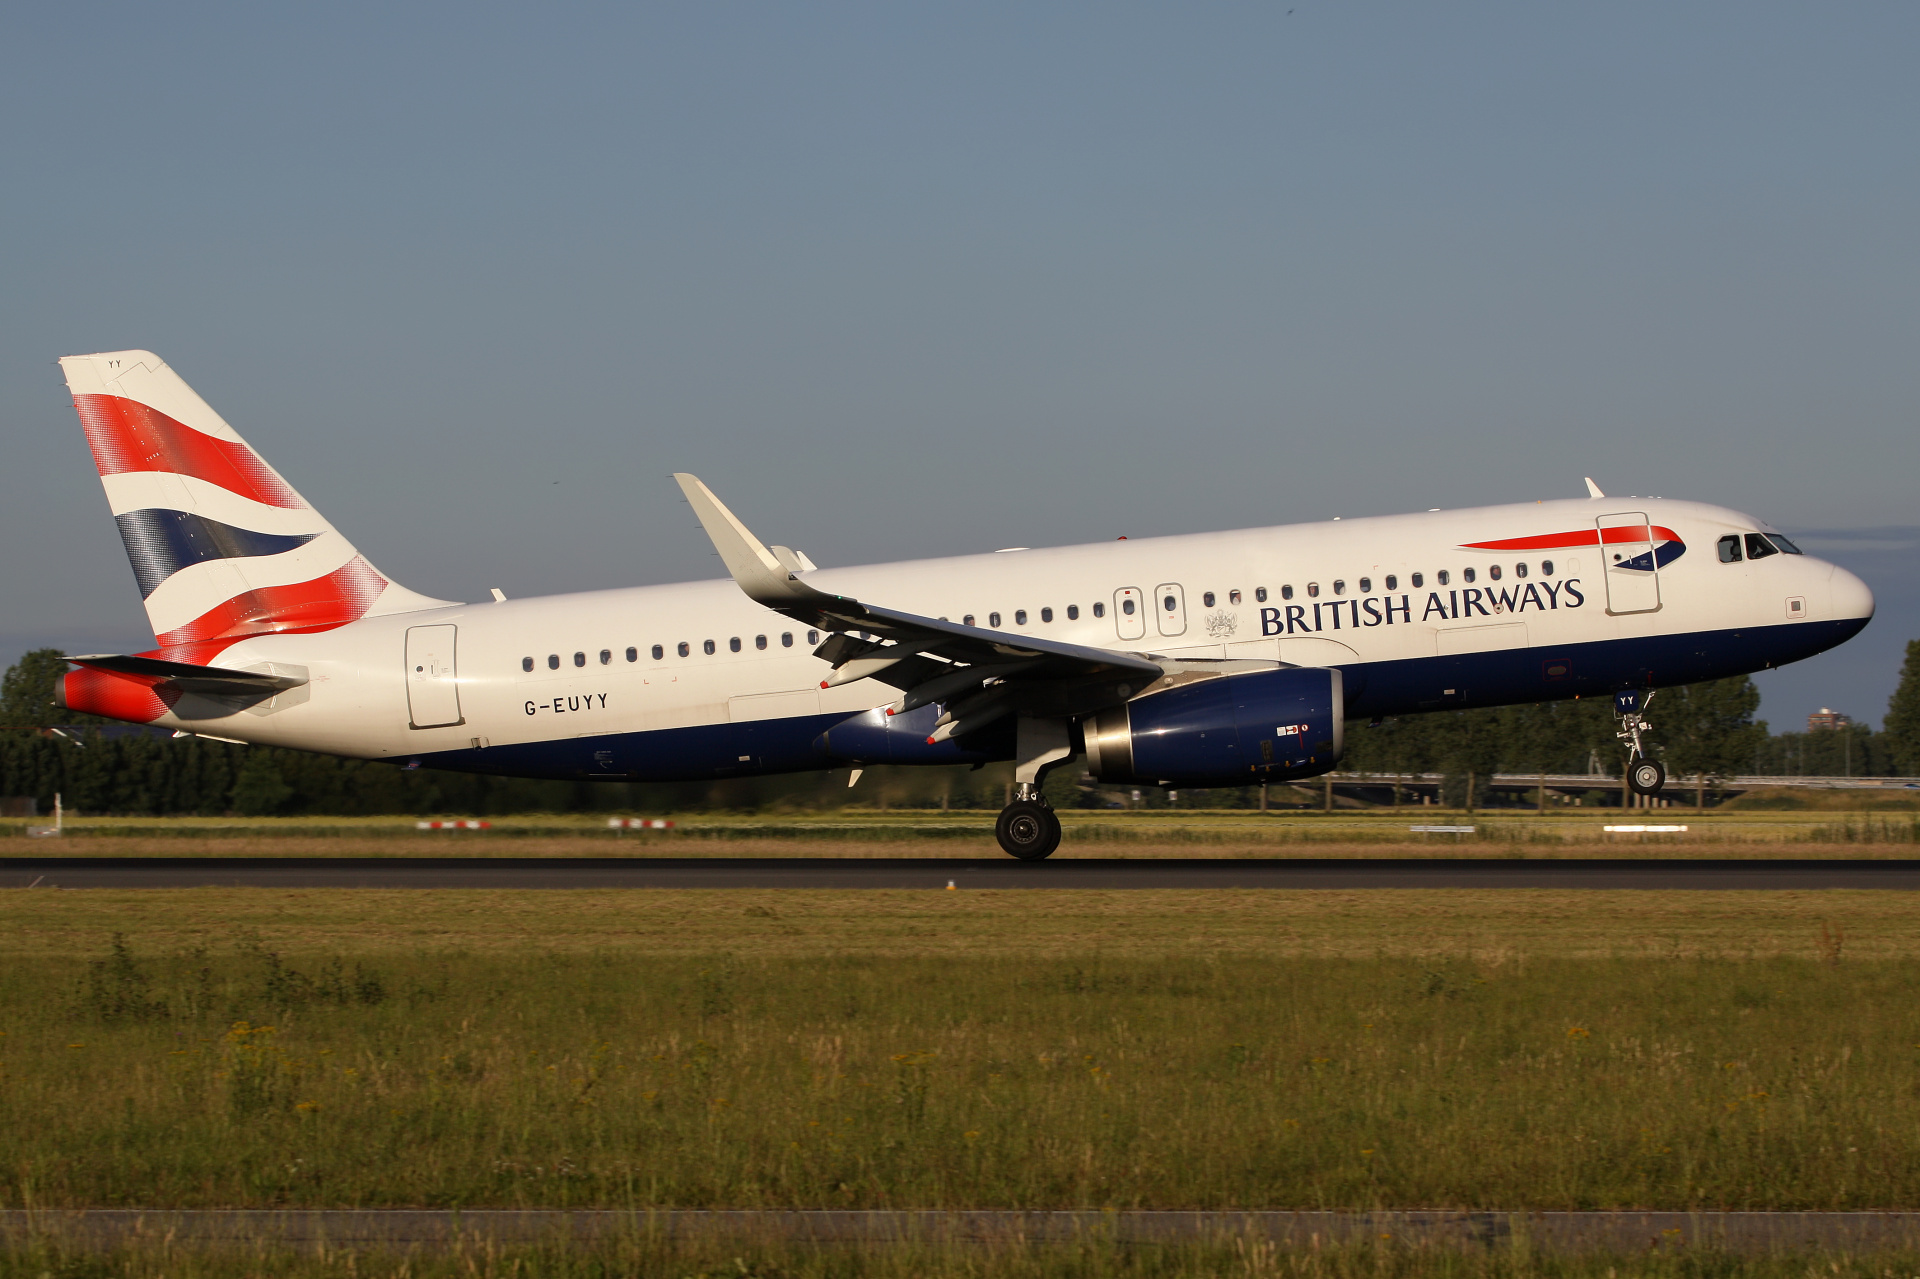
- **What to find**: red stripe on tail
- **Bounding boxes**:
[59,668,169,724]
[156,557,388,646]
[73,393,304,509]
[56,640,254,726]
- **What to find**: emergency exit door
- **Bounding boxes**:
[405,625,464,728]
[1154,583,1187,637]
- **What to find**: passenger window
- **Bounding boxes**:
[755,635,768,650]
[1411,573,1424,588]
[1385,575,1397,590]
[963,614,975,626]
[677,642,690,657]
[1772,534,1803,554]
[626,647,637,662]
[1514,563,1527,579]
[521,657,534,673]
[1065,605,1077,620]
[1718,535,1742,563]
[1437,571,1449,586]
[807,629,820,644]
[989,612,1002,628]
[600,649,612,665]
[651,645,664,660]
[1281,585,1293,600]
[1488,566,1501,581]
[704,640,717,655]
[1122,599,1136,616]
[573,652,586,667]
[729,637,741,653]
[1014,610,1027,625]
[781,633,793,647]
[1041,607,1053,622]
[1307,583,1320,598]
[1162,594,1176,612]
[1202,592,1216,607]
[548,654,560,670]
[1229,589,1242,605]
[1332,581,1346,596]
[1359,578,1371,593]
[1746,533,1778,561]
[1540,561,1553,576]
[1255,587,1267,603]
[1462,568,1476,583]
[1092,602,1106,618]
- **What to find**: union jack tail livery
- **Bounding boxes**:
[57,350,449,720]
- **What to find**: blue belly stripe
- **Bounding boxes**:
[407,617,1869,785]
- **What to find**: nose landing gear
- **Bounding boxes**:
[1616,689,1666,797]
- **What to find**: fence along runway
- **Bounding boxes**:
[7,856,1920,889]
[11,1209,1920,1253]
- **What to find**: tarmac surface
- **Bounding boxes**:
[7,856,1920,889]
[10,1208,1920,1253]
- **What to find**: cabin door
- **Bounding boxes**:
[1112,587,1146,640]
[405,624,465,728]
[1596,512,1662,615]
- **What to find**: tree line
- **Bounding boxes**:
[5,643,1919,817]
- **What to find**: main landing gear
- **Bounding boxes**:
[1615,689,1666,797]
[995,716,1074,861]
[996,790,1062,861]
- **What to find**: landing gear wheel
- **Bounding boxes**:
[996,800,1062,861]
[1627,756,1666,796]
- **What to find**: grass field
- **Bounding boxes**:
[10,1239,1920,1279]
[13,1236,1920,1278]
[3,888,1920,1221]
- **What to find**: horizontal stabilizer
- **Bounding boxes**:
[64,654,307,695]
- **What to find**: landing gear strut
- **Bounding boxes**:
[996,716,1074,861]
[1615,689,1666,797]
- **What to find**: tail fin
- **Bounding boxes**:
[58,350,451,650]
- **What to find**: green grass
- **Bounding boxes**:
[11,1237,1920,1278]
[4,891,1920,1212]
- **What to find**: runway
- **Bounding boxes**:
[10,1208,1920,1253]
[7,856,1920,889]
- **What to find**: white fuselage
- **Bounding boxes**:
[145,495,1871,782]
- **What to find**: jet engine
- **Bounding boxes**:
[1082,666,1344,787]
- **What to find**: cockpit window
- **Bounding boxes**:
[1718,535,1743,563]
[1745,533,1779,561]
[1770,534,1803,554]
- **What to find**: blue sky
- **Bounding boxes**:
[2,3,1915,728]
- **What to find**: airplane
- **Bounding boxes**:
[51,349,1874,858]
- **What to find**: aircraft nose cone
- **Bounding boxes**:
[1828,563,1874,621]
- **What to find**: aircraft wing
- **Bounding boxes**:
[674,474,1163,738]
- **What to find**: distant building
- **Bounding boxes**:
[1807,708,1852,732]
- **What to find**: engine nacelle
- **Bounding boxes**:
[1082,666,1344,788]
